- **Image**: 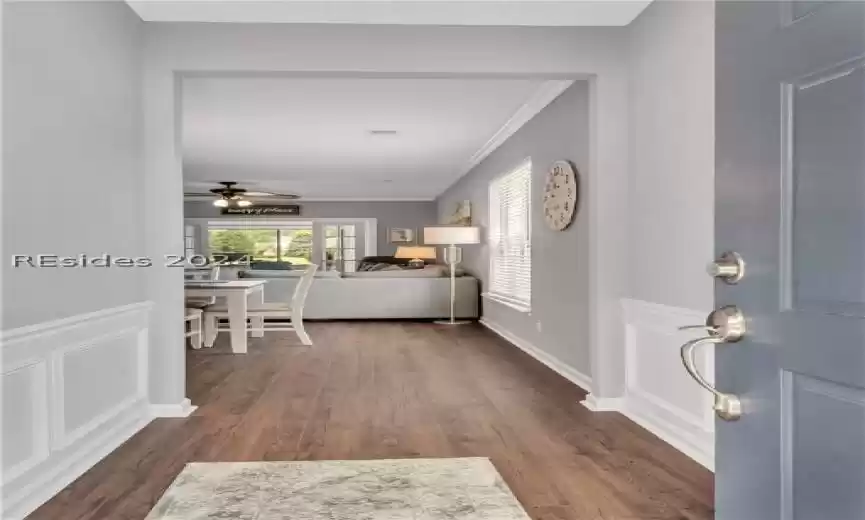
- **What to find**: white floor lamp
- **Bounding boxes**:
[423,226,480,325]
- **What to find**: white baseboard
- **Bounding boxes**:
[480,318,592,393]
[481,301,714,470]
[3,405,152,520]
[620,395,714,470]
[1,302,155,519]
[580,394,625,411]
[619,299,715,471]
[151,398,198,418]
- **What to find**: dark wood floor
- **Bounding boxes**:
[29,321,713,520]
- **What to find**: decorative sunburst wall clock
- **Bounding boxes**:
[543,160,579,231]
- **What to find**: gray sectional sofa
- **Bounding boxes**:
[235,264,479,320]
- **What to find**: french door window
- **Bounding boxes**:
[324,224,357,273]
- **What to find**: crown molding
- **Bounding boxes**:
[455,79,575,185]
[183,79,574,203]
[126,1,651,26]
[183,196,435,203]
[290,197,436,202]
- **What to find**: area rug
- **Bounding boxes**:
[145,457,532,520]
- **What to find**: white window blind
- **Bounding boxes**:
[488,159,532,308]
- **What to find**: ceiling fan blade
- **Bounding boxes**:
[184,183,300,201]
[244,191,300,199]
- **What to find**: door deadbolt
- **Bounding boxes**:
[707,251,745,284]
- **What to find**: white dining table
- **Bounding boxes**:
[184,280,266,354]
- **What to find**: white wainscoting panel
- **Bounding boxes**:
[1,302,153,520]
[620,299,715,470]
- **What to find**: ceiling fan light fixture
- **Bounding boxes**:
[188,181,299,205]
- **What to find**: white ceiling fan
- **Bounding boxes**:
[183,181,300,207]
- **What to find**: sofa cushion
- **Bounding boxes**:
[345,264,450,278]
[248,261,294,270]
[239,269,340,279]
[346,269,440,278]
[357,255,436,271]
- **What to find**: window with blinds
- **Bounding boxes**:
[488,159,532,309]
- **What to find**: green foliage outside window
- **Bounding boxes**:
[209,228,311,264]
[281,229,313,261]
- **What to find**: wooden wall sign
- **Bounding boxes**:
[221,205,301,216]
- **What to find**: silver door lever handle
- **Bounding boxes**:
[677,305,746,421]
[678,332,741,420]
[678,325,718,333]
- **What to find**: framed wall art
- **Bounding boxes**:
[389,228,415,243]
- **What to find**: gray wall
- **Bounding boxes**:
[626,0,715,311]
[436,82,591,376]
[184,200,438,256]
[2,1,144,329]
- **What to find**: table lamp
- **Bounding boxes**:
[394,245,437,268]
[423,226,481,325]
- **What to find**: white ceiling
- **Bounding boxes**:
[128,0,652,26]
[182,77,571,200]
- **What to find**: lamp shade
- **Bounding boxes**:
[394,246,437,260]
[423,226,480,245]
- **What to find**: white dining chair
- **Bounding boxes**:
[203,264,318,346]
[185,265,221,308]
[184,308,203,349]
